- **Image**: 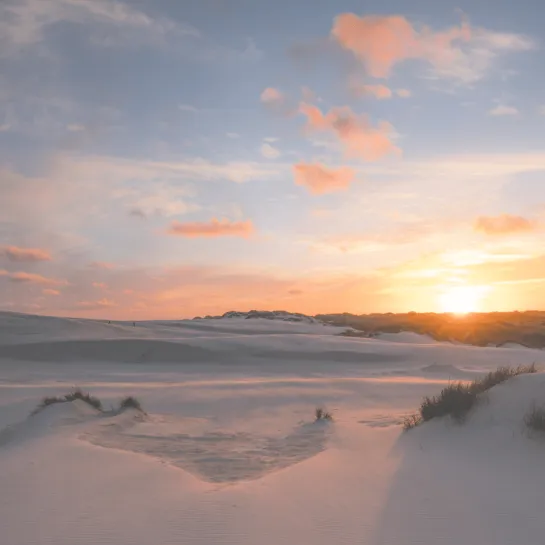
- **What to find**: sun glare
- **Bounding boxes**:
[439,286,487,315]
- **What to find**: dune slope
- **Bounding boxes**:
[1,312,545,544]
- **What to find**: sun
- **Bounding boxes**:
[439,286,487,315]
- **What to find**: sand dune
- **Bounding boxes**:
[1,312,545,544]
[0,339,218,363]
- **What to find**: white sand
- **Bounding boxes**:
[1,311,545,544]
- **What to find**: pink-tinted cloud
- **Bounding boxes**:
[396,88,412,98]
[92,282,108,289]
[488,105,518,116]
[352,84,392,99]
[331,13,471,78]
[474,214,537,235]
[42,289,60,296]
[260,87,296,116]
[89,261,116,269]
[260,87,284,104]
[293,163,355,195]
[168,218,255,238]
[1,245,51,262]
[299,102,399,160]
[0,270,67,285]
[76,298,116,310]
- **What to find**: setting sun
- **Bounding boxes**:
[439,286,488,314]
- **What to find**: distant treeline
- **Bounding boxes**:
[316,311,545,349]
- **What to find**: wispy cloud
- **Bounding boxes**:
[351,84,393,99]
[0,0,199,56]
[308,218,448,254]
[42,288,60,295]
[474,214,537,235]
[168,218,255,238]
[0,270,66,285]
[260,142,281,159]
[293,163,355,195]
[488,104,519,116]
[89,261,115,270]
[350,82,411,99]
[75,298,116,310]
[1,245,51,262]
[123,185,200,218]
[65,155,279,184]
[179,104,199,113]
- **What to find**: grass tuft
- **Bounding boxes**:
[315,407,333,422]
[420,383,476,423]
[118,396,144,413]
[63,389,102,411]
[471,364,536,395]
[32,389,102,414]
[403,413,422,431]
[406,364,538,429]
[524,404,545,432]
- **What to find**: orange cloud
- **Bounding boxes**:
[92,282,107,289]
[0,270,67,285]
[299,102,399,160]
[168,218,255,238]
[331,13,471,78]
[352,84,392,99]
[1,245,51,262]
[42,289,60,296]
[293,163,355,194]
[474,214,537,235]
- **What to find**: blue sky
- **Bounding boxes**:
[1,0,545,318]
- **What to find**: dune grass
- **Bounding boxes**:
[315,407,333,422]
[32,390,146,416]
[471,364,537,394]
[119,396,144,413]
[402,413,422,431]
[405,364,537,429]
[524,404,545,433]
[33,388,103,414]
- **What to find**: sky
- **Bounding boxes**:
[1,0,545,319]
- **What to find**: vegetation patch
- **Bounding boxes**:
[318,311,545,349]
[524,404,545,433]
[118,396,144,413]
[315,407,333,422]
[33,388,103,414]
[402,413,422,431]
[405,364,537,430]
